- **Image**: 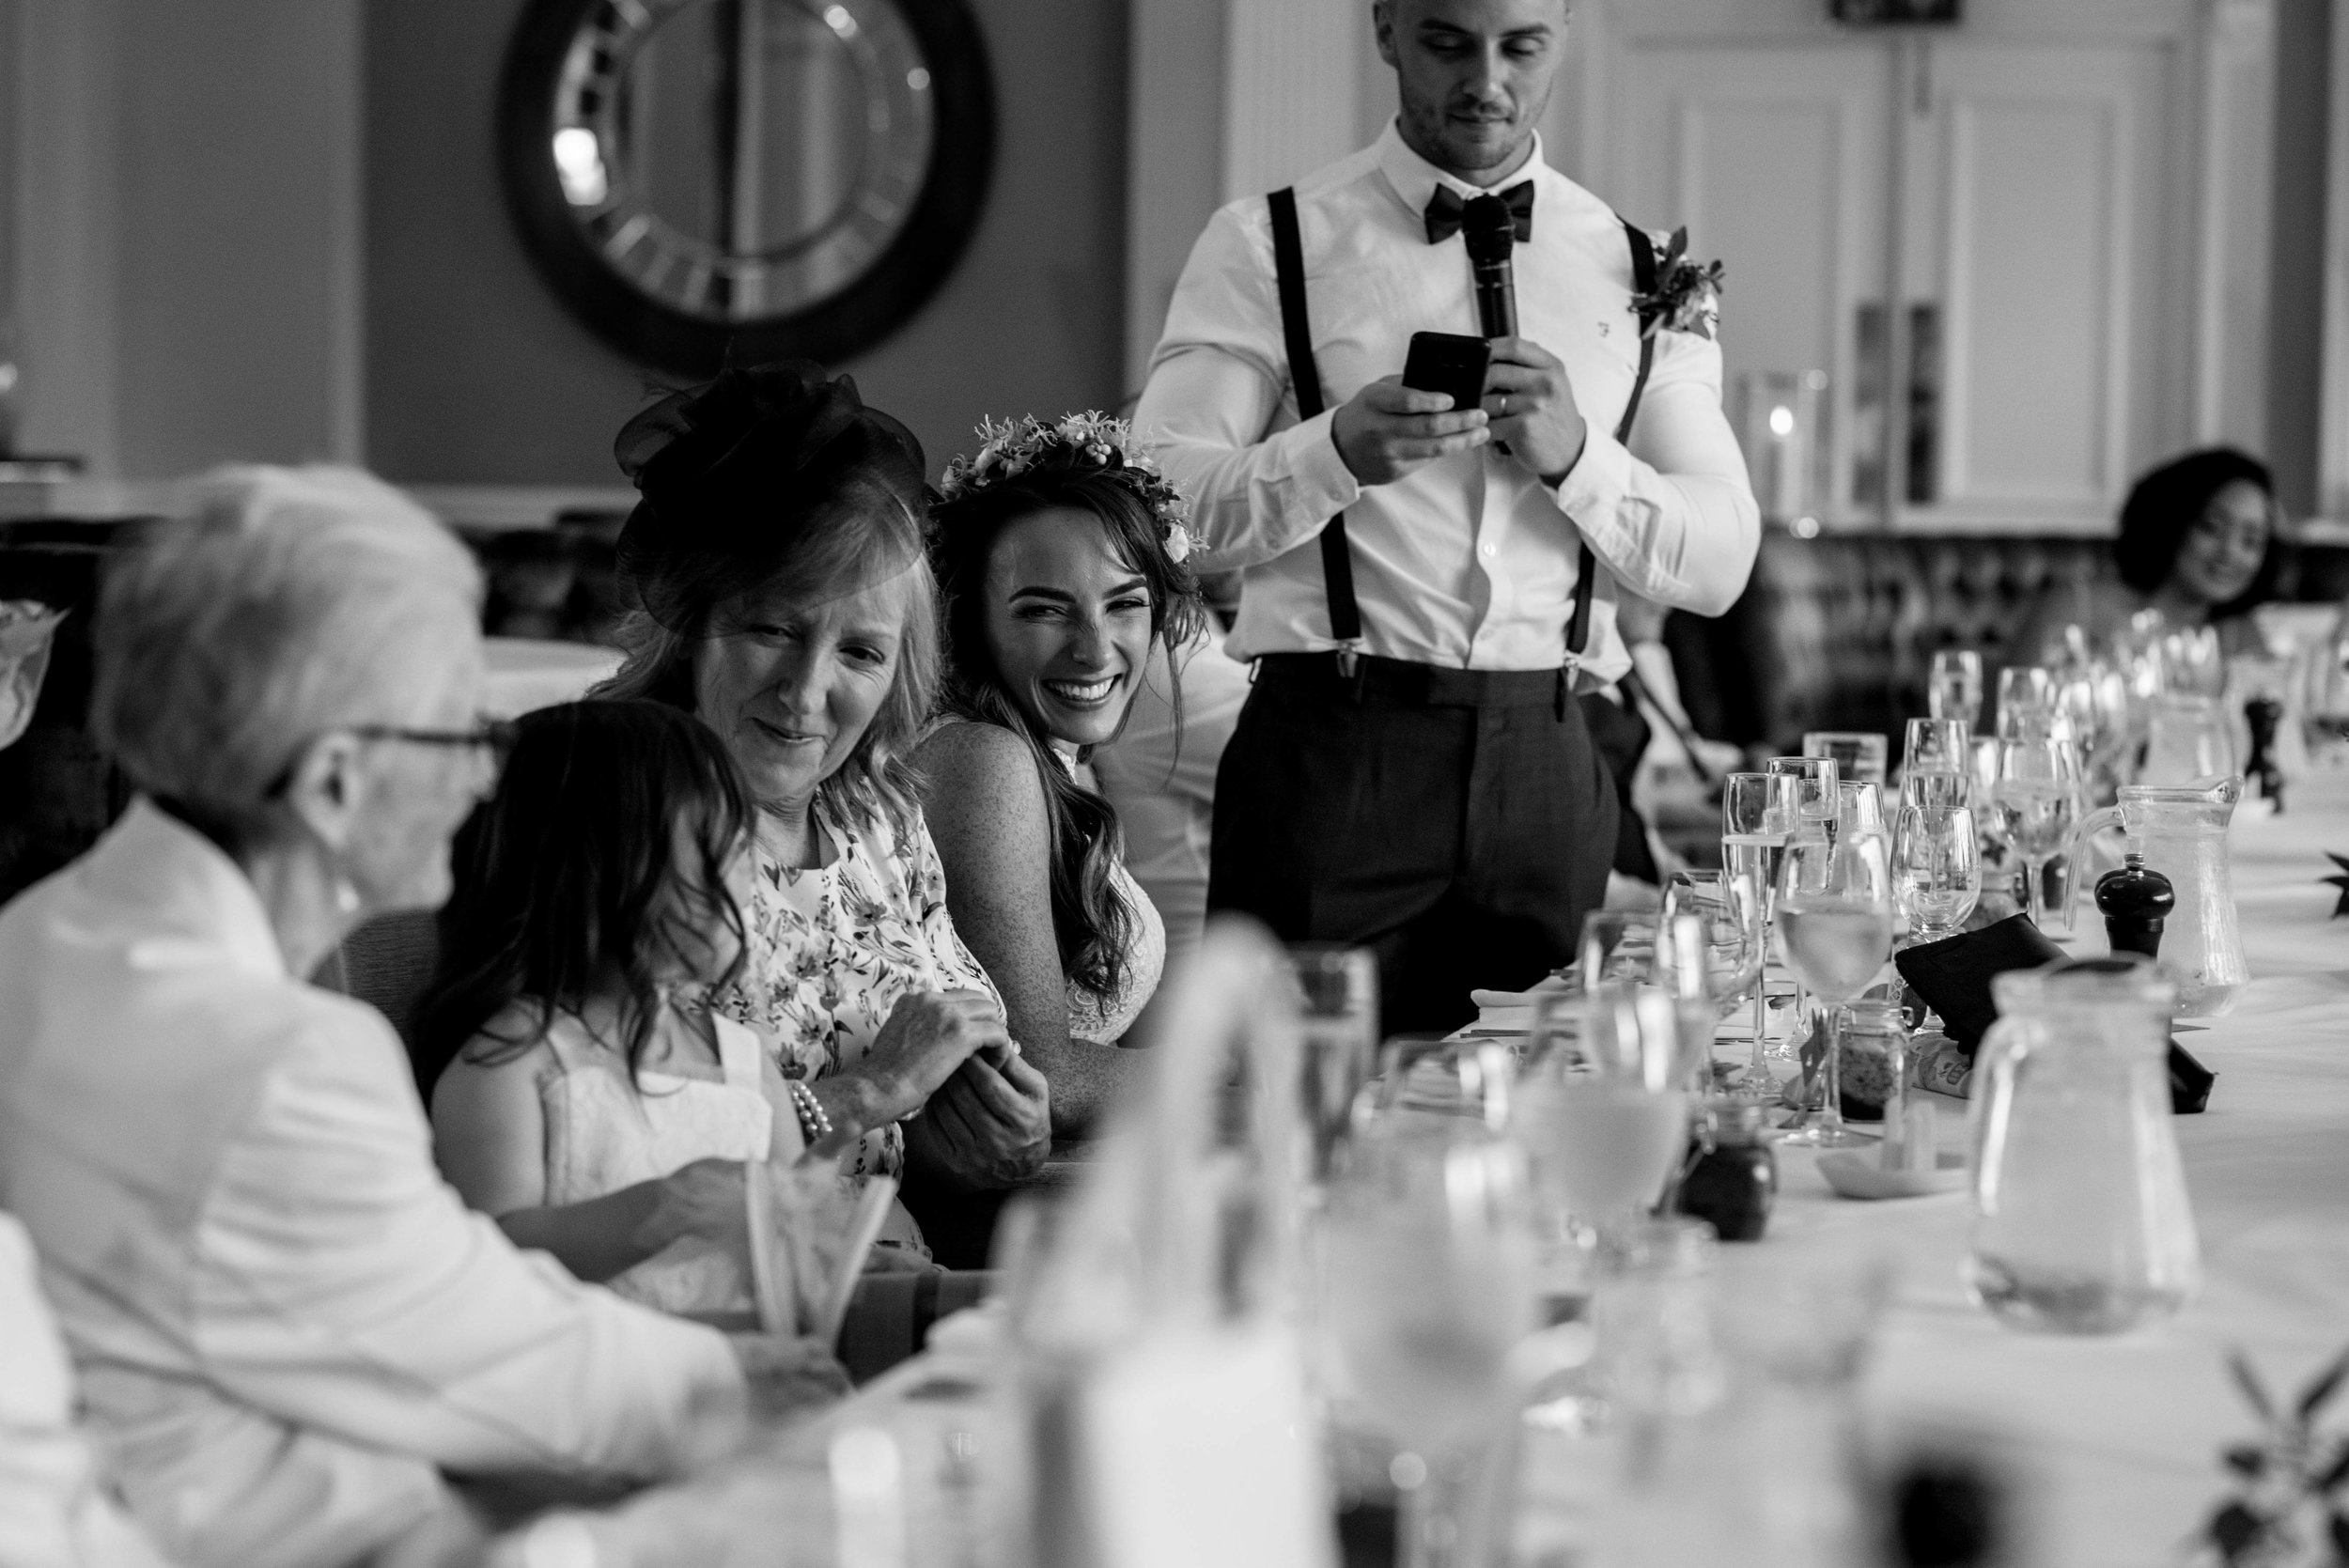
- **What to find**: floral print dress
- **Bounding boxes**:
[711,800,1001,1181]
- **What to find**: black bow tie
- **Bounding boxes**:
[1423,180,1534,245]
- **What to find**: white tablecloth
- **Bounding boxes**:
[503,773,2349,1568]
[1812,772,2349,1568]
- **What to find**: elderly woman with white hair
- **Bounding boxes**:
[0,467,843,1568]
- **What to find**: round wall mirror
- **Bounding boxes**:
[500,0,993,376]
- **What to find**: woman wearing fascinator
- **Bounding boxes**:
[918,414,1208,1136]
[586,361,1053,1261]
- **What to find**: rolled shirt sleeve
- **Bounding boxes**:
[1555,324,1761,620]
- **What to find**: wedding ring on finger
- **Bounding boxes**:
[1498,392,1510,417]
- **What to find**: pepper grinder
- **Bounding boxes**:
[2244,695,2285,814]
[2095,850,2175,960]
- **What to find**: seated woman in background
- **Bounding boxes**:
[2010,446,2279,669]
[918,414,1208,1136]
[0,468,840,1568]
[416,700,981,1315]
[597,361,1050,1266]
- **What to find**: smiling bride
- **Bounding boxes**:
[917,414,1208,1140]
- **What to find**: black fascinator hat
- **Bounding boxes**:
[614,359,930,631]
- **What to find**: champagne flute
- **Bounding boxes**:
[1988,737,2080,930]
[1663,870,1768,1100]
[1929,649,1983,729]
[1323,1126,1536,1568]
[1720,771,1789,1086]
[1287,945,1379,1190]
[1774,829,1895,1147]
[1892,804,1982,943]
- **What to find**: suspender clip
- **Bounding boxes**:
[1334,643,1361,679]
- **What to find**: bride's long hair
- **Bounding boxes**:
[928,464,1205,1002]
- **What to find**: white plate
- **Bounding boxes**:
[1816,1148,1968,1200]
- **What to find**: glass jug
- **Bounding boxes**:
[1966,957,2200,1334]
[2065,776,2247,1017]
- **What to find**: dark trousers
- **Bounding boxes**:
[1206,655,1619,1035]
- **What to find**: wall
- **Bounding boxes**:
[10,0,361,479]
[363,0,1130,488]
[2271,0,2331,519]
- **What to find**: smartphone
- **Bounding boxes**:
[1401,330,1492,414]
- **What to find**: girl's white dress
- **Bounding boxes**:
[537,1010,775,1316]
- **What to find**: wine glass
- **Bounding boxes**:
[1774,830,1895,1147]
[1892,804,1981,943]
[1902,716,1969,788]
[1987,737,2080,930]
[1323,1126,1536,1568]
[1996,665,2059,740]
[1929,649,1983,729]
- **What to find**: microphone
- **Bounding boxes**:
[1462,194,1518,340]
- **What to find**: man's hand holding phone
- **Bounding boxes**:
[1331,357,1490,488]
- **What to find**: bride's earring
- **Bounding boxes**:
[332,873,361,917]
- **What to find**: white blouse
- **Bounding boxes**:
[0,802,743,1568]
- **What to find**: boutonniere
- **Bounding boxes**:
[1631,227,1726,341]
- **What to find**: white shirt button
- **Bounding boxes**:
[1479,543,1496,558]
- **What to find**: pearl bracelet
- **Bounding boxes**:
[786,1078,832,1143]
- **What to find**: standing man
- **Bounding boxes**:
[1134,0,1759,1031]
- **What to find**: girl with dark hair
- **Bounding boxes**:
[2012,446,2279,668]
[418,700,980,1312]
[919,414,1208,1134]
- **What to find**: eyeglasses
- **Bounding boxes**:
[349,720,518,759]
[265,719,516,798]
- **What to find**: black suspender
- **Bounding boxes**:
[1569,219,1661,659]
[1266,187,1665,669]
[1268,187,1365,659]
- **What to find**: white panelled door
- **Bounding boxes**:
[1572,0,2267,535]
[1609,38,1895,528]
[1910,39,2175,529]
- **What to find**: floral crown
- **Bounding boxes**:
[936,411,1197,565]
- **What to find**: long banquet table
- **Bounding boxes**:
[513,772,2349,1568]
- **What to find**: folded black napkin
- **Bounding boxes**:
[1895,914,2215,1114]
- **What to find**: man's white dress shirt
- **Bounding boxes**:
[1135,123,1759,684]
[0,802,745,1568]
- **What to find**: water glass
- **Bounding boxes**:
[1802,731,1889,787]
[1996,665,2056,738]
[1773,830,1894,1147]
[1519,984,1694,1226]
[1891,804,1981,943]
[1766,755,1841,838]
[1288,945,1380,1187]
[1836,780,1885,841]
[1987,737,2080,930]
[1324,1126,1537,1568]
[1928,649,1983,729]
[2140,694,2236,786]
